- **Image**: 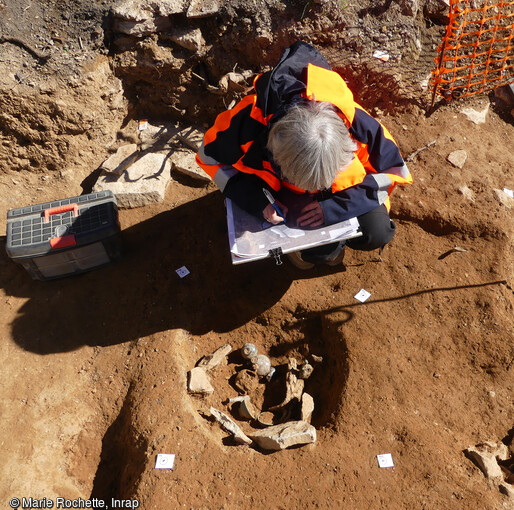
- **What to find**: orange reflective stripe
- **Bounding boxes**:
[204,95,255,146]
[305,64,356,123]
[262,160,274,173]
[232,142,281,190]
[239,141,253,154]
[332,158,367,192]
[250,100,272,124]
[356,144,370,167]
[253,72,263,88]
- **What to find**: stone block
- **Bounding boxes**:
[300,393,315,423]
[187,0,220,18]
[176,126,205,151]
[113,0,187,35]
[460,104,489,124]
[188,367,214,395]
[492,188,514,208]
[465,441,509,481]
[447,150,468,169]
[113,16,171,36]
[139,122,181,151]
[93,151,172,208]
[167,27,205,52]
[114,0,187,20]
[396,0,420,17]
[248,420,317,450]
[170,149,210,183]
[494,83,514,106]
[100,144,139,175]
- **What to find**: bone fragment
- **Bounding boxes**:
[210,407,252,445]
[197,344,232,371]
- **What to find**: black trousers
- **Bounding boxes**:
[300,204,396,264]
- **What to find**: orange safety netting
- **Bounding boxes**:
[430,0,514,107]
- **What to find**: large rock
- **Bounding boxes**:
[166,27,205,52]
[170,149,210,183]
[300,393,315,423]
[248,421,317,450]
[492,188,514,209]
[113,0,188,35]
[465,441,509,481]
[138,122,204,152]
[396,0,420,17]
[113,16,172,37]
[139,122,180,151]
[447,150,468,169]
[186,0,220,18]
[494,83,514,106]
[114,0,187,20]
[460,104,489,124]
[100,144,139,175]
[93,151,172,208]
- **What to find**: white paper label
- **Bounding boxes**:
[354,289,371,302]
[155,453,175,469]
[377,453,394,468]
[176,266,190,278]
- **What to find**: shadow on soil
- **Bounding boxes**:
[90,384,146,500]
[322,279,507,328]
[1,192,298,354]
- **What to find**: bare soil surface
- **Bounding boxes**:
[0,1,513,509]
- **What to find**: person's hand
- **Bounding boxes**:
[262,201,288,224]
[297,201,324,227]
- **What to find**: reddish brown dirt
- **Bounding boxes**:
[0,1,513,509]
[1,100,513,509]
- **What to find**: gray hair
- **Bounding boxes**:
[267,101,357,191]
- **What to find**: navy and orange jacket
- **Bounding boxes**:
[196,41,412,224]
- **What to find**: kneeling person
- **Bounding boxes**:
[196,41,412,268]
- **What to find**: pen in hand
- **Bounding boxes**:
[263,188,286,223]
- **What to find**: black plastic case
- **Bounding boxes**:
[6,191,121,280]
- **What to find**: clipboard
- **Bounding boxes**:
[226,193,362,265]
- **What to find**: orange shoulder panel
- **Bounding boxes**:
[204,95,256,146]
[305,64,356,124]
[331,158,367,192]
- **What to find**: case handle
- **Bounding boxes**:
[50,235,77,249]
[44,204,78,223]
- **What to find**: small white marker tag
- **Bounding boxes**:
[155,453,175,469]
[176,266,190,278]
[373,50,390,62]
[354,289,371,302]
[377,453,394,468]
[138,119,148,131]
[503,188,514,198]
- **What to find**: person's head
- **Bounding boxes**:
[267,101,357,191]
